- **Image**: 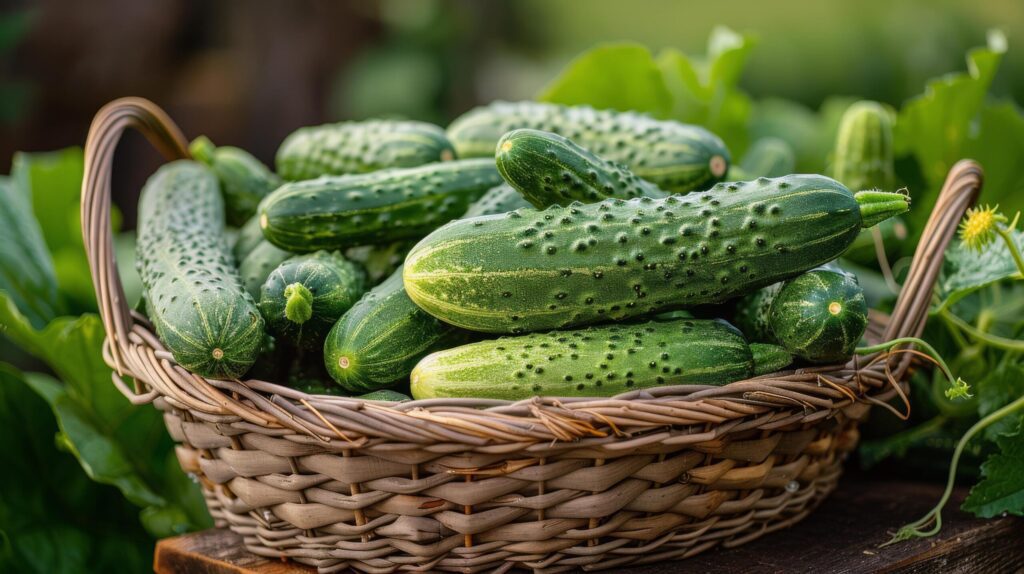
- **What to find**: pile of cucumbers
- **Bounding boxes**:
[135,100,907,402]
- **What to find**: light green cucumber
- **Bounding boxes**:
[190,136,281,226]
[136,160,263,378]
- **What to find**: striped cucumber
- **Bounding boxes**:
[190,136,281,226]
[410,318,790,400]
[727,137,795,180]
[136,161,263,378]
[258,251,367,350]
[496,129,665,208]
[276,119,455,181]
[447,101,730,193]
[733,265,868,363]
[239,240,292,298]
[404,175,908,334]
[463,184,532,217]
[324,267,471,392]
[259,159,502,252]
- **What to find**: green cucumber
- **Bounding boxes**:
[259,159,502,252]
[463,184,532,218]
[495,129,665,208]
[190,136,281,226]
[404,175,908,334]
[234,213,266,262]
[136,161,264,379]
[239,240,292,298]
[324,267,471,392]
[733,265,869,363]
[257,251,367,350]
[447,101,730,193]
[410,318,789,400]
[276,119,455,181]
[727,137,795,180]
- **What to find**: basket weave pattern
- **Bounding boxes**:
[82,98,981,573]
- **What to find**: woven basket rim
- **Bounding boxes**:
[80,97,983,449]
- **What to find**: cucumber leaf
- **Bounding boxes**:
[963,420,1024,517]
[0,175,62,328]
[934,229,1024,312]
[538,43,673,118]
[975,364,1024,441]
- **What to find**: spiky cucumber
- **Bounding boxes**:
[239,240,292,298]
[447,101,730,193]
[136,161,264,378]
[276,119,455,181]
[259,159,502,252]
[190,136,281,226]
[324,267,471,392]
[258,251,367,350]
[496,129,666,208]
[410,318,790,400]
[404,174,908,333]
[733,265,868,363]
[463,184,532,218]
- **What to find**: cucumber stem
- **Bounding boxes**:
[284,283,314,324]
[855,190,910,228]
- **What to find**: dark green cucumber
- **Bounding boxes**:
[496,129,666,208]
[727,137,795,180]
[733,265,868,363]
[259,159,502,252]
[190,136,282,226]
[463,184,532,217]
[234,213,266,262]
[404,175,908,333]
[239,240,292,298]
[257,251,367,350]
[324,267,471,392]
[136,161,264,379]
[410,318,789,400]
[345,240,418,285]
[276,119,455,181]
[447,101,730,193]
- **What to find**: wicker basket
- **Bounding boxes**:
[82,98,982,573]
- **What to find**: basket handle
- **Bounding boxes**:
[882,160,982,344]
[81,97,190,376]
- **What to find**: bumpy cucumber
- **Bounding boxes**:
[447,101,730,193]
[410,318,789,400]
[234,213,266,262]
[733,265,868,363]
[463,184,532,217]
[276,119,455,181]
[404,175,908,333]
[260,159,502,252]
[496,129,665,208]
[190,136,281,226]
[832,101,894,192]
[257,251,367,350]
[136,161,263,378]
[727,137,795,180]
[324,267,471,392]
[239,240,292,298]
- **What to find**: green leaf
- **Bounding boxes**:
[964,102,1024,218]
[538,43,673,117]
[975,364,1024,441]
[963,420,1024,517]
[935,228,1024,311]
[0,175,63,328]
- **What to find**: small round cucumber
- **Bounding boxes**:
[257,251,367,350]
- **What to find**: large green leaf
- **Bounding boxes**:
[934,229,1024,312]
[0,175,62,328]
[964,101,1024,217]
[538,43,673,117]
[963,421,1024,518]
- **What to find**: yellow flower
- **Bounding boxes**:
[959,205,1006,251]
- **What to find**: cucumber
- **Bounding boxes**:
[324,267,471,392]
[727,137,795,180]
[832,101,894,192]
[463,184,532,218]
[276,119,455,181]
[404,175,909,334]
[234,213,266,262]
[496,129,665,208]
[345,240,417,285]
[447,101,730,193]
[190,136,281,226]
[239,240,292,298]
[136,161,264,379]
[410,318,789,400]
[733,265,868,363]
[259,159,502,252]
[257,251,367,350]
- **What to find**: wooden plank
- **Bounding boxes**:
[155,475,1023,573]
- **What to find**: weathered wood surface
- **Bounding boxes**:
[155,476,1024,573]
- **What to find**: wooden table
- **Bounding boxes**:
[155,474,1024,573]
